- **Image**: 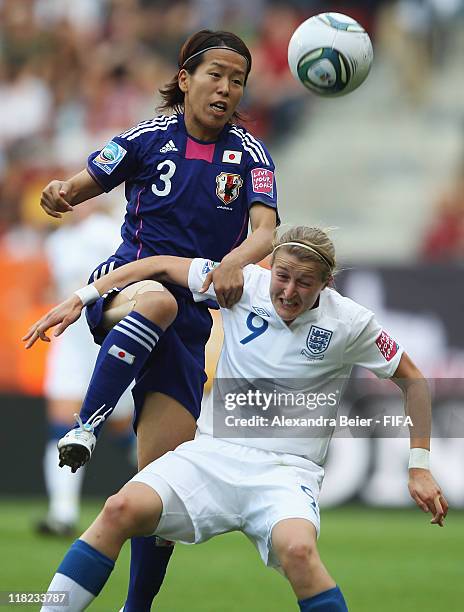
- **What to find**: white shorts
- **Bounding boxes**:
[131,434,324,569]
[44,315,133,418]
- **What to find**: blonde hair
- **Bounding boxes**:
[271,226,336,282]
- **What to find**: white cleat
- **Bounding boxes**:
[57,427,96,473]
[57,405,111,473]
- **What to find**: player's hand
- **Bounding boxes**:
[40,179,74,218]
[408,468,448,527]
[22,295,84,348]
[207,261,244,308]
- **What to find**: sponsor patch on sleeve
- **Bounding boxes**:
[375,331,399,362]
[92,140,127,175]
[202,260,220,275]
[251,168,274,197]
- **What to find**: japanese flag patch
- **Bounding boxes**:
[108,344,135,364]
[222,150,242,164]
[375,331,399,362]
[251,168,274,197]
[92,140,127,175]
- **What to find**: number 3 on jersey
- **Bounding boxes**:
[152,160,176,196]
[240,313,269,345]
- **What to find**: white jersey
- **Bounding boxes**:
[45,212,122,300]
[188,259,403,465]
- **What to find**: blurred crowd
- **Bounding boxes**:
[0,0,463,250]
[0,0,390,241]
[421,161,464,262]
[1,0,463,239]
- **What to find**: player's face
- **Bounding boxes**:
[179,48,247,141]
[270,253,327,324]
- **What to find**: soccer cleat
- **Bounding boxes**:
[57,405,112,472]
[58,428,96,472]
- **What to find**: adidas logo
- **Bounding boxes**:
[160,140,178,153]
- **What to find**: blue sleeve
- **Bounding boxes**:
[244,141,279,224]
[87,135,139,192]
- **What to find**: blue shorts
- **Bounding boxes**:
[85,257,212,429]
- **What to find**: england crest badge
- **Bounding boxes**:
[303,325,333,359]
[216,172,243,205]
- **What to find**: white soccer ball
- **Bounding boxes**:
[288,12,373,97]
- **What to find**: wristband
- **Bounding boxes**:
[74,284,101,306]
[408,448,430,470]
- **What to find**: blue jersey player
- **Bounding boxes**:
[38,30,278,611]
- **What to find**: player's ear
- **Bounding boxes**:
[322,274,333,289]
[178,69,189,93]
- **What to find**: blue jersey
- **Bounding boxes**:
[87,113,278,265]
[85,115,278,420]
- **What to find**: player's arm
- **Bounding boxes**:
[40,170,104,218]
[22,256,193,348]
[96,256,193,292]
[204,204,276,308]
[391,353,449,526]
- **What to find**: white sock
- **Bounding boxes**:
[44,441,85,524]
[41,540,114,611]
[41,573,94,611]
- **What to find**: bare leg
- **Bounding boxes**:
[81,482,163,560]
[40,482,163,612]
[136,391,196,468]
[271,519,336,600]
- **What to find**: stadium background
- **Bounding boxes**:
[1,1,463,610]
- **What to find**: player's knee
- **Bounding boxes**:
[135,290,178,329]
[102,280,177,331]
[101,492,140,537]
[279,540,318,574]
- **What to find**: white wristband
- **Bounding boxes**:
[74,284,101,306]
[408,448,430,470]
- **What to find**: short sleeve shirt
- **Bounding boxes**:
[87,114,278,265]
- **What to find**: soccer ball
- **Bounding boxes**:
[288,12,373,97]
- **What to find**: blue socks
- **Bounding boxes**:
[123,536,174,611]
[79,312,163,436]
[299,586,348,611]
[43,539,114,609]
[56,539,114,595]
[50,542,347,611]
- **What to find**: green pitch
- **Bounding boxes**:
[1,498,462,611]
